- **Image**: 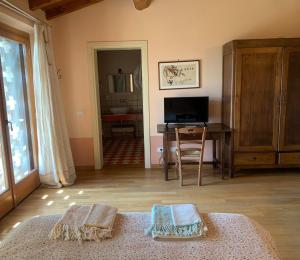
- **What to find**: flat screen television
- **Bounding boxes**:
[164,97,209,124]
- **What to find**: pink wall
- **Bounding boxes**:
[50,0,300,166]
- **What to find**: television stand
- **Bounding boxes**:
[185,122,207,127]
[165,122,207,128]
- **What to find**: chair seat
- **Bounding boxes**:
[176,149,202,161]
[176,148,201,157]
[180,140,203,144]
[180,147,202,152]
[180,156,201,162]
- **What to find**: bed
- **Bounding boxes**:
[0,212,280,259]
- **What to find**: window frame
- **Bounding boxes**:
[0,22,39,207]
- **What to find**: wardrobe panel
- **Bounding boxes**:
[235,48,282,152]
[279,47,300,151]
[222,52,233,128]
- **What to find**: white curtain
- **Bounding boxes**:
[33,23,76,188]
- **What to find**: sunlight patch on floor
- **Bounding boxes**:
[47,201,54,206]
[41,194,48,200]
[12,222,20,228]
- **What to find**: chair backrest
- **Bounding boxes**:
[175,127,207,151]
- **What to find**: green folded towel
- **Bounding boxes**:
[146,204,207,240]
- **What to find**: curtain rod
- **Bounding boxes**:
[0,0,49,25]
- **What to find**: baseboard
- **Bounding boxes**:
[151,161,214,169]
[151,164,161,168]
[75,165,95,171]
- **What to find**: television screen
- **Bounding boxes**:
[164,97,209,123]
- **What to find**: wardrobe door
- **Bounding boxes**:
[235,47,282,152]
[279,47,300,151]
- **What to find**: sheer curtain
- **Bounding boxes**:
[33,23,76,187]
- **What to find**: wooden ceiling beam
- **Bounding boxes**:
[29,0,152,20]
[28,0,63,10]
[44,0,104,19]
[133,0,151,10]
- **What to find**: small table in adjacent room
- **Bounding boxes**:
[102,113,143,138]
[157,123,232,181]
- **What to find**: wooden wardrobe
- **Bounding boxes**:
[222,38,300,174]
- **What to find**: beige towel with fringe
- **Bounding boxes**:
[49,204,117,241]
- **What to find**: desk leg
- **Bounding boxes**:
[220,133,225,179]
[228,132,233,178]
[163,132,169,181]
[213,139,217,168]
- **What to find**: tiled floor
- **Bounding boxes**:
[103,138,144,165]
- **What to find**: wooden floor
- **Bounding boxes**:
[0,166,300,259]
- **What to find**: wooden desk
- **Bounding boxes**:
[157,123,232,181]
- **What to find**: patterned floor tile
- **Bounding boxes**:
[103,138,144,165]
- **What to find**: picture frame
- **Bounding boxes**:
[158,60,200,90]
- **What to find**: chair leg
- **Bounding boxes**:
[178,160,183,187]
[175,159,179,179]
[198,162,202,186]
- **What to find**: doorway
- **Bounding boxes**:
[87,41,150,169]
[98,50,144,166]
[0,24,39,218]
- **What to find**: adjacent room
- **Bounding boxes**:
[98,49,144,166]
[0,0,299,259]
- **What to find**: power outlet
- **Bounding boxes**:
[157,147,164,153]
[157,147,176,153]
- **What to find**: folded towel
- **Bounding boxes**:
[146,204,207,240]
[49,204,117,241]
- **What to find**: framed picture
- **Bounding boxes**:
[158,60,200,90]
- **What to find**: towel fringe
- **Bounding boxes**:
[147,221,207,237]
[49,223,112,241]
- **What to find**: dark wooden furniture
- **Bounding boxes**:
[101,113,143,122]
[157,123,232,181]
[222,38,300,175]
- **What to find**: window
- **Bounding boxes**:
[0,36,34,183]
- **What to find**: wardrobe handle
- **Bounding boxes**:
[276,96,281,106]
[5,120,13,131]
[282,94,286,105]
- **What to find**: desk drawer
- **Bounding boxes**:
[235,152,275,165]
[279,152,300,165]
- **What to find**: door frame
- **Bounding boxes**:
[87,41,151,169]
[0,22,39,218]
[0,59,14,218]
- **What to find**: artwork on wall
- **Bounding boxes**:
[158,60,200,90]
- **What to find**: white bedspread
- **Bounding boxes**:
[0,212,280,260]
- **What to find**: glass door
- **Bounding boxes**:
[0,24,39,216]
[0,84,14,218]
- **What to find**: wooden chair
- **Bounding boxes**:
[175,127,207,187]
